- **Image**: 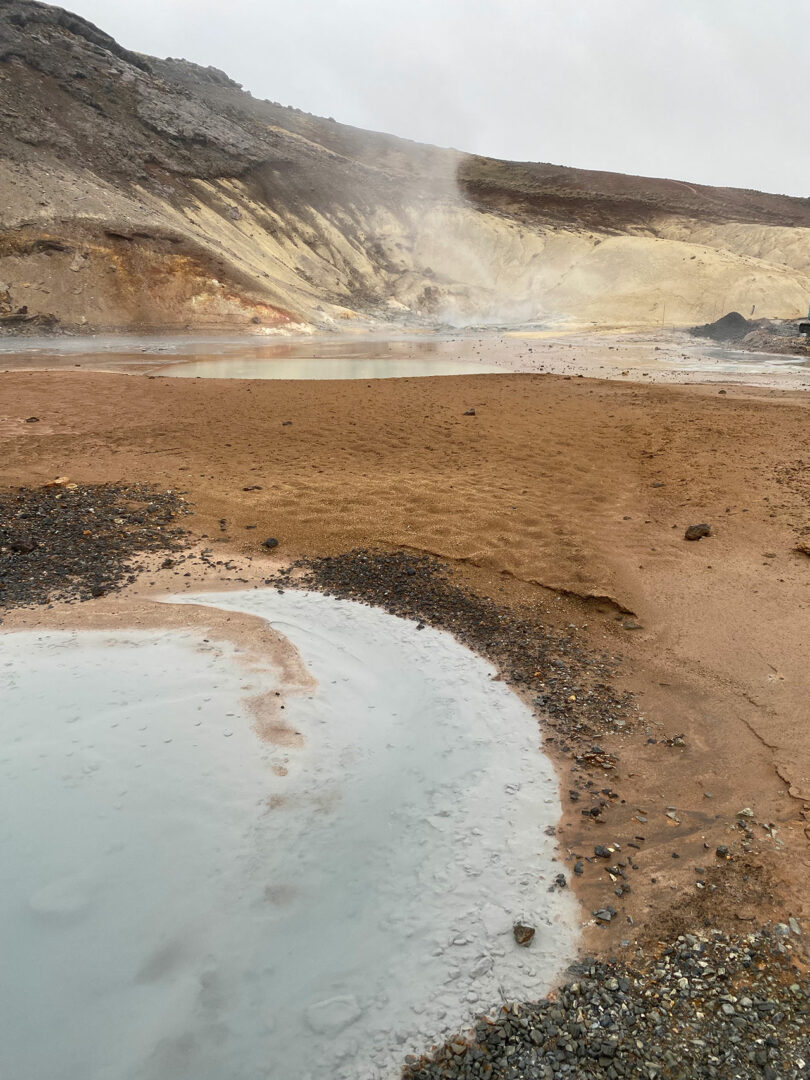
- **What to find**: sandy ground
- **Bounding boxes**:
[2,363,809,955]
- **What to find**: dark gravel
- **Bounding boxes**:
[275,549,634,745]
[0,482,190,609]
[403,927,809,1080]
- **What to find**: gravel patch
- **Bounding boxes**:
[402,927,809,1080]
[275,549,634,745]
[0,482,190,609]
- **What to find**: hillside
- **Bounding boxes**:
[2,0,810,333]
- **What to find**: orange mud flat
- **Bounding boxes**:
[1,366,809,953]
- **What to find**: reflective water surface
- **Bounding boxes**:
[1,330,808,386]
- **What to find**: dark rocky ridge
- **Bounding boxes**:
[690,311,810,356]
[2,0,810,331]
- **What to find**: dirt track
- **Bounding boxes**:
[2,367,809,949]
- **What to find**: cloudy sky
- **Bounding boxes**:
[69,0,809,196]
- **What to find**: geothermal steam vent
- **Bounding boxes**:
[0,589,575,1080]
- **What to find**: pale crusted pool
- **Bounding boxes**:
[0,590,576,1080]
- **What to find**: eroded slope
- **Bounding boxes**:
[2,0,810,332]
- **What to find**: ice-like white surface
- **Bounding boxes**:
[0,590,576,1080]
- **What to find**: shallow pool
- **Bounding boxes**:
[157,355,502,379]
[1,590,575,1080]
[0,333,504,380]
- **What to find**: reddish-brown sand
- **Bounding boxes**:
[2,368,809,951]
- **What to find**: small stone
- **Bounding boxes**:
[789,916,801,936]
[716,845,730,858]
[513,923,535,946]
[9,534,36,553]
[24,416,40,423]
[594,907,615,923]
[262,538,279,549]
[463,408,476,416]
[684,524,711,541]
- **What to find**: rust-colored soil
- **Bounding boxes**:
[2,368,809,950]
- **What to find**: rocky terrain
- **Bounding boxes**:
[691,312,810,356]
[3,0,810,333]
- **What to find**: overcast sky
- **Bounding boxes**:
[68,0,809,197]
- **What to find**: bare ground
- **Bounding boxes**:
[2,365,809,954]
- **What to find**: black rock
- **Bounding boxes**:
[685,523,711,541]
[593,907,615,923]
[463,409,476,416]
[262,537,279,549]
[9,534,36,553]
[690,311,751,342]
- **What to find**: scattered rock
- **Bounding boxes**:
[685,523,711,541]
[8,533,36,553]
[593,907,616,923]
[262,537,279,549]
[463,408,476,416]
[403,928,810,1080]
[512,923,535,946]
[690,311,751,342]
[24,416,40,423]
[663,733,686,747]
[0,483,189,609]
